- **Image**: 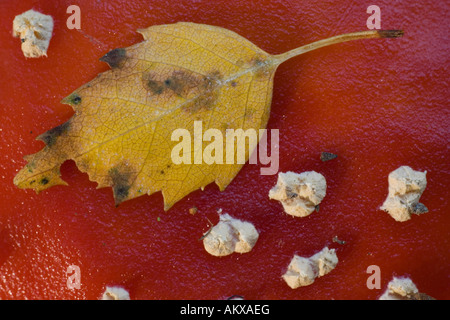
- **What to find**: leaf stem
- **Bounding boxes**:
[274,30,403,64]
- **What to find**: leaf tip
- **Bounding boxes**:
[163,197,174,211]
[36,121,71,146]
[13,165,68,194]
[136,28,147,39]
[61,92,82,107]
[99,48,127,69]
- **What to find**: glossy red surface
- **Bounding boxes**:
[0,0,448,299]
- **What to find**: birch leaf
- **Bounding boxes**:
[13,22,402,210]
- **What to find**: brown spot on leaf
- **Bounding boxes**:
[100,48,127,69]
[142,74,165,96]
[164,76,184,95]
[165,70,202,96]
[181,71,222,113]
[187,91,218,113]
[108,163,134,206]
[40,177,49,185]
[242,55,272,78]
[146,79,165,95]
[114,185,130,205]
[37,121,70,147]
[143,70,215,99]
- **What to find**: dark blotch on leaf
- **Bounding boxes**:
[147,80,165,95]
[40,178,49,185]
[100,48,127,69]
[143,70,201,97]
[109,165,133,206]
[114,185,130,203]
[37,121,70,146]
[182,71,222,113]
[72,95,82,105]
[164,74,185,96]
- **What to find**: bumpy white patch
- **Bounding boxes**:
[203,214,259,257]
[13,9,54,58]
[101,286,130,300]
[282,247,338,289]
[380,166,428,222]
[379,277,419,300]
[269,171,327,217]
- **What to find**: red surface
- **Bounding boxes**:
[0,0,448,300]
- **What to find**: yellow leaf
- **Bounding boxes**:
[13,22,403,210]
